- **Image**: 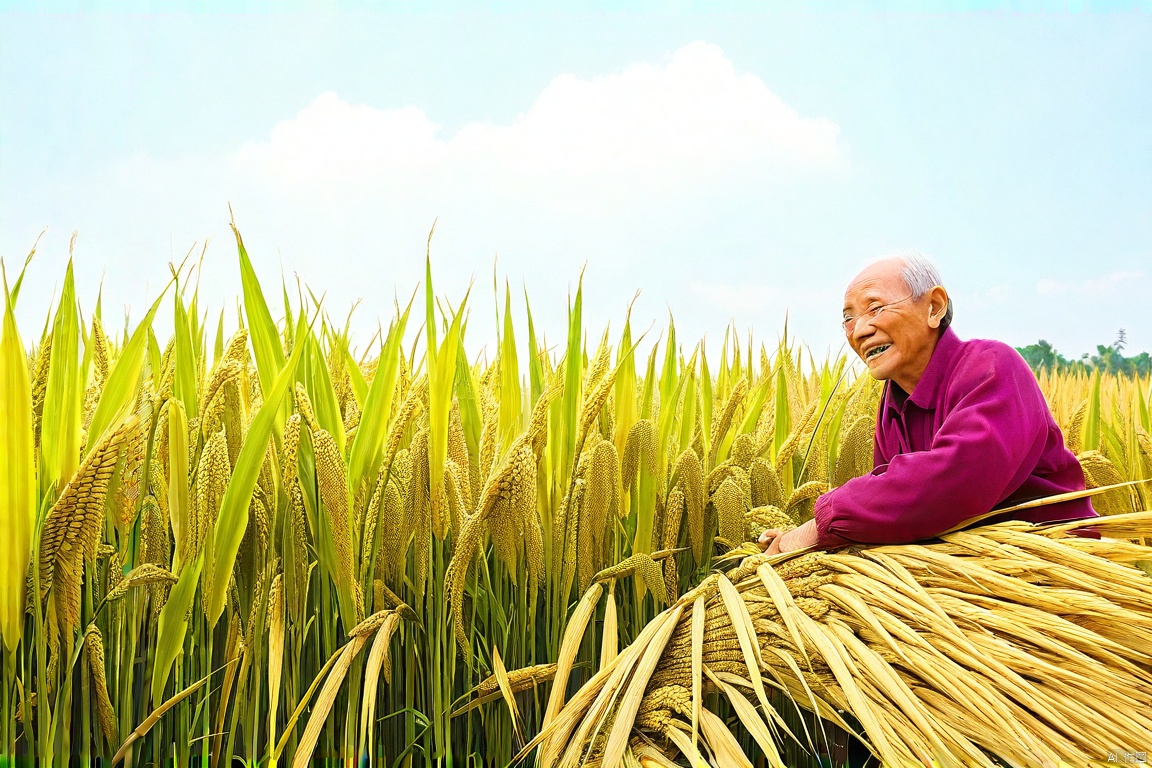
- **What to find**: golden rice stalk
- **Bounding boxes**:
[746,505,796,538]
[729,433,757,469]
[38,416,133,636]
[267,572,284,752]
[574,478,596,592]
[409,428,432,592]
[103,563,178,603]
[282,413,302,488]
[348,607,394,639]
[445,511,488,654]
[704,462,746,497]
[377,474,409,587]
[139,494,169,568]
[289,481,310,618]
[360,611,402,761]
[314,427,363,622]
[30,335,52,444]
[223,328,249,364]
[601,590,619,668]
[524,490,547,597]
[90,318,110,383]
[448,401,475,509]
[1136,427,1152,478]
[834,414,875,488]
[673,449,704,558]
[749,457,786,509]
[1078,450,1134,516]
[585,439,620,550]
[193,429,231,555]
[546,516,1152,768]
[440,460,466,538]
[593,552,667,605]
[251,494,269,561]
[360,468,384,575]
[155,337,175,401]
[85,624,118,745]
[494,445,539,582]
[800,424,830,485]
[713,475,749,548]
[294,382,320,432]
[577,360,618,443]
[622,419,656,494]
[344,395,361,436]
[661,487,685,555]
[222,378,246,467]
[382,378,425,476]
[112,415,148,528]
[477,399,499,491]
[476,663,559,698]
[661,487,686,600]
[375,579,419,623]
[291,634,370,768]
[709,378,747,465]
[1065,399,1088,455]
[557,479,584,597]
[538,582,603,753]
[200,359,242,429]
[785,480,829,522]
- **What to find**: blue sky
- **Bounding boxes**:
[1,4,1149,362]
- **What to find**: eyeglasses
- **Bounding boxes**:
[841,293,913,335]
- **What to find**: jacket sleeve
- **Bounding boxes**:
[814,347,1049,547]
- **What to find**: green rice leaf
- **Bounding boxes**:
[0,271,35,654]
[86,287,168,452]
[40,259,83,502]
[348,300,411,500]
[232,218,287,407]
[205,312,309,627]
[150,551,203,704]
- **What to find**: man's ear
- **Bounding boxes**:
[927,285,949,328]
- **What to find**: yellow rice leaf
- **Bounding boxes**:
[492,645,525,746]
[290,634,369,768]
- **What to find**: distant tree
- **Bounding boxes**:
[1130,351,1151,377]
[1091,344,1126,374]
[1016,335,1148,377]
[1016,339,1069,372]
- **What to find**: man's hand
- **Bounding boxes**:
[757,519,819,554]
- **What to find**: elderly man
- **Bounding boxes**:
[759,253,1097,555]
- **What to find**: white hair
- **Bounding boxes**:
[897,251,943,299]
[874,250,954,329]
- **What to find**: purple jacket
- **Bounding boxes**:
[814,327,1097,548]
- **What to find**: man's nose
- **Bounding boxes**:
[851,318,874,344]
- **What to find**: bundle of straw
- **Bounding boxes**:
[527,511,1152,767]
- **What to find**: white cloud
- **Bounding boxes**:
[232,41,839,199]
[11,41,843,360]
[1036,270,1145,297]
[234,95,446,186]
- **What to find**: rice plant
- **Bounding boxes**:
[0,226,1149,766]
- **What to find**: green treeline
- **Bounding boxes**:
[1016,330,1150,376]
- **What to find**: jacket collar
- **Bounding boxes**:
[883,326,960,414]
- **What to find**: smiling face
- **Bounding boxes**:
[843,258,948,394]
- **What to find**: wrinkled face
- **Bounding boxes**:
[843,260,939,392]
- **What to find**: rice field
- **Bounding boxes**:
[1,228,1150,766]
